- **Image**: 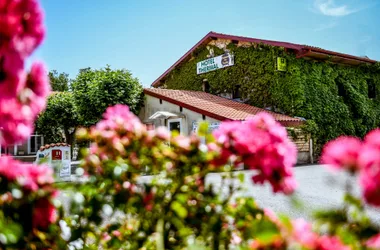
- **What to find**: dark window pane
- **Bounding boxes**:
[169,122,181,133]
[31,136,36,152]
[368,80,376,99]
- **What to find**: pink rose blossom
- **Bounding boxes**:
[112,230,121,237]
[366,234,380,249]
[0,156,54,191]
[365,129,380,149]
[321,136,362,172]
[0,98,35,145]
[316,236,350,250]
[0,51,25,99]
[358,145,380,207]
[231,232,242,245]
[155,126,170,140]
[213,112,297,194]
[96,104,144,134]
[291,218,317,248]
[0,0,45,57]
[0,0,47,146]
[264,208,281,227]
[26,61,50,98]
[32,198,57,229]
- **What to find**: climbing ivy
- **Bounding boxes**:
[162,43,380,149]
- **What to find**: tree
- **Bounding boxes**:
[71,66,144,126]
[48,70,70,92]
[35,92,79,147]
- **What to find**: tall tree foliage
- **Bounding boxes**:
[35,92,79,146]
[71,66,144,126]
[48,70,70,92]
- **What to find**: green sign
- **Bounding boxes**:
[276,57,287,71]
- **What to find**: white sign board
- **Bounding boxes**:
[196,53,234,75]
[35,144,71,182]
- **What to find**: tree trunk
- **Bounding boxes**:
[64,129,76,158]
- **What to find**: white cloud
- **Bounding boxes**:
[314,0,358,16]
[314,21,338,31]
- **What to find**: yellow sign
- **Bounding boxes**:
[276,57,286,71]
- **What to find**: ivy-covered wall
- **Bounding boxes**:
[161,42,380,148]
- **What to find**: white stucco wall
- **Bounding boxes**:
[140,95,221,135]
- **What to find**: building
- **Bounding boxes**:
[150,31,380,148]
[141,88,312,164]
[0,134,44,160]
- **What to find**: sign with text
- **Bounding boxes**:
[276,57,287,71]
[197,53,234,75]
[35,144,71,182]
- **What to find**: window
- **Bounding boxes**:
[28,135,44,154]
[202,79,210,93]
[168,119,182,134]
[368,80,376,99]
[179,106,183,112]
[233,85,242,99]
[337,81,345,97]
[159,99,163,104]
[202,115,206,120]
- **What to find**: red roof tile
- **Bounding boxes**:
[144,88,304,127]
[152,31,376,87]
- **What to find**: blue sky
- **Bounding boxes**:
[33,0,380,86]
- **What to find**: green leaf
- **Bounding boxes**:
[198,122,209,136]
[171,201,188,218]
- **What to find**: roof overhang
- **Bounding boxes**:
[144,89,304,127]
[148,111,185,120]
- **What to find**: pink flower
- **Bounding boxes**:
[316,236,350,250]
[32,198,57,229]
[264,208,281,226]
[0,61,50,146]
[366,234,380,249]
[365,129,380,149]
[0,156,28,181]
[1,0,45,57]
[155,126,170,140]
[321,136,362,172]
[172,135,191,150]
[291,218,317,248]
[102,233,112,242]
[0,50,25,100]
[112,230,121,237]
[96,104,144,134]
[213,112,298,194]
[231,232,242,245]
[26,61,50,98]
[0,98,35,145]
[0,0,47,146]
[359,145,380,207]
[0,156,54,191]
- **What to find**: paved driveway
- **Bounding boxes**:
[66,164,380,222]
[205,165,380,222]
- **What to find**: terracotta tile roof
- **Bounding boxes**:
[144,88,304,127]
[152,31,377,87]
